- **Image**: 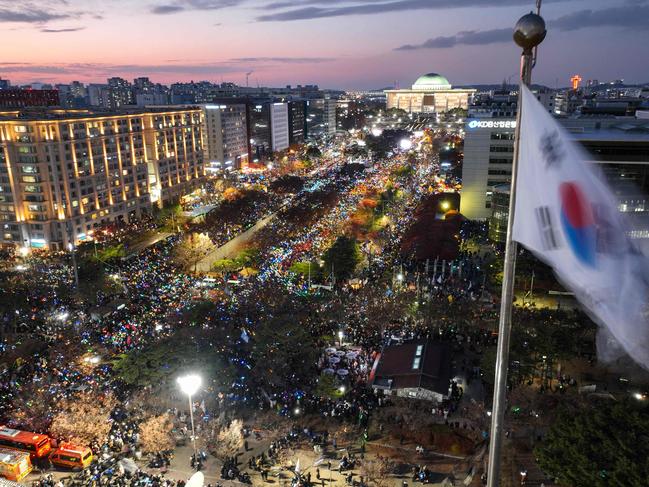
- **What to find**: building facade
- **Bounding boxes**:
[462,116,649,234]
[0,89,60,108]
[270,102,289,152]
[305,97,336,138]
[0,107,205,250]
[202,104,248,171]
[461,118,517,219]
[288,100,306,145]
[385,73,476,114]
[249,101,272,162]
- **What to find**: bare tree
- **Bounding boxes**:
[174,233,213,272]
[50,393,117,445]
[210,419,244,460]
[360,456,394,487]
[139,413,175,453]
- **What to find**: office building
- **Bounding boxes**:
[385,72,476,114]
[0,107,205,250]
[462,115,649,227]
[306,97,336,138]
[203,104,248,171]
[461,118,517,219]
[249,101,272,161]
[288,100,306,145]
[270,102,289,152]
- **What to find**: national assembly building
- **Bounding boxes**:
[385,72,476,114]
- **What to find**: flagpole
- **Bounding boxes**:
[486,9,546,487]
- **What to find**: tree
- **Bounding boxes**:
[139,413,175,453]
[250,312,318,393]
[112,342,184,387]
[156,203,185,231]
[270,175,304,194]
[323,235,361,283]
[112,338,235,390]
[360,456,394,487]
[536,400,649,487]
[314,373,342,400]
[305,146,322,159]
[223,187,243,202]
[50,393,116,445]
[211,419,244,460]
[289,261,323,281]
[211,258,241,274]
[174,233,212,272]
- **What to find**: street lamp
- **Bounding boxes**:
[399,139,413,151]
[177,374,202,465]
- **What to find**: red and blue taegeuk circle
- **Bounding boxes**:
[559,182,597,267]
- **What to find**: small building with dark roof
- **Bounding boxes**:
[371,339,453,402]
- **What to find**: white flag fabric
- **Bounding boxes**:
[512,84,649,368]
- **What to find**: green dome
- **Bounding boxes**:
[412,73,451,90]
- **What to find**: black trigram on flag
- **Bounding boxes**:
[535,206,559,250]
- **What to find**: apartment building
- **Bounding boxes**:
[0,107,205,250]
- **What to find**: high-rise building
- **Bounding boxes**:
[135,93,169,106]
[202,104,248,171]
[306,97,336,138]
[288,100,306,145]
[0,107,205,250]
[249,101,272,162]
[270,102,289,152]
[461,115,649,222]
[107,77,134,108]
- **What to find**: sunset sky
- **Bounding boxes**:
[1,0,648,89]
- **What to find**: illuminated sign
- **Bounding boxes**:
[467,120,516,129]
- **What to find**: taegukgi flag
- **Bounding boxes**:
[512,85,649,368]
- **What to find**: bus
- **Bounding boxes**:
[0,427,51,460]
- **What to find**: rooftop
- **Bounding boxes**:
[0,106,202,122]
[372,339,452,395]
[412,73,452,90]
[0,448,30,464]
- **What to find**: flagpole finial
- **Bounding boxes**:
[513,12,546,53]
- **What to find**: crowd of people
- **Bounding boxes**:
[0,133,522,487]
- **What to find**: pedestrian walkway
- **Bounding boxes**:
[195,212,277,272]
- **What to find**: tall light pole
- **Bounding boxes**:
[177,374,202,467]
[486,7,545,487]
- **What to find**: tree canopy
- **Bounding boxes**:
[536,400,649,487]
[323,235,361,283]
[250,311,318,393]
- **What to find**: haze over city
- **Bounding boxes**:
[2,0,648,88]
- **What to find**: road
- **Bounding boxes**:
[125,232,174,257]
[195,212,278,272]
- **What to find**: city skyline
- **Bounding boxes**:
[0,0,647,89]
